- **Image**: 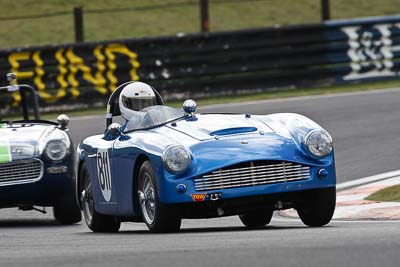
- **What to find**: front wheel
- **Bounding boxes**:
[297,187,336,227]
[138,161,181,233]
[53,194,82,225]
[239,209,273,228]
[80,163,120,232]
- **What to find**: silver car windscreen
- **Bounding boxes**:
[125,105,185,131]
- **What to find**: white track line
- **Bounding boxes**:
[337,170,400,191]
[273,216,400,223]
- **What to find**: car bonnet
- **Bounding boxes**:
[0,122,53,162]
[164,114,275,141]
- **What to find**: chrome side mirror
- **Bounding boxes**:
[57,114,70,130]
[183,99,197,115]
[108,122,122,136]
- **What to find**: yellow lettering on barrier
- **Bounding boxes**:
[33,50,68,103]
[93,46,107,95]
[66,47,107,96]
[66,48,83,98]
[32,51,47,99]
[8,51,34,104]
[8,52,34,80]
[5,43,141,106]
[105,44,140,91]
[55,48,68,100]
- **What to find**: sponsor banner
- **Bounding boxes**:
[341,23,400,80]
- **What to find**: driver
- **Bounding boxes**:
[119,82,157,131]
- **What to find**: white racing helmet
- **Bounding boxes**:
[119,82,156,120]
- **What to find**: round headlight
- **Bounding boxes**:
[305,129,333,158]
[44,140,68,162]
[162,145,191,174]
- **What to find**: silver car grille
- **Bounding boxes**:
[194,161,310,191]
[0,159,43,186]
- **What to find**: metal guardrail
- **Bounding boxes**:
[1,15,400,109]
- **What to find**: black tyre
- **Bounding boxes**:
[239,209,273,228]
[80,163,120,232]
[53,194,82,225]
[297,187,336,227]
[138,161,181,233]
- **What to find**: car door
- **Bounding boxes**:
[111,135,139,216]
[84,136,118,215]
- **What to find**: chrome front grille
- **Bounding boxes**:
[194,161,311,191]
[0,159,43,186]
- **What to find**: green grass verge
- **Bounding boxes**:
[10,79,400,121]
[366,184,400,202]
[0,0,399,49]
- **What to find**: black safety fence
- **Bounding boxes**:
[0,0,331,46]
[1,15,400,111]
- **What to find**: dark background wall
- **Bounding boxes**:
[1,15,400,110]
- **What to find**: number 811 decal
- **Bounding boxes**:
[96,148,112,201]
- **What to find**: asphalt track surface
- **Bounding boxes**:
[0,211,399,267]
[1,89,400,267]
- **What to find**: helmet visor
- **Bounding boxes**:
[122,96,156,111]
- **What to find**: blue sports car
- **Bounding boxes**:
[76,81,336,233]
[0,73,81,224]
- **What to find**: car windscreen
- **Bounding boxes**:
[0,86,37,121]
[124,105,185,131]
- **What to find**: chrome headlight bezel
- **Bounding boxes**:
[44,139,69,162]
[305,129,333,158]
[162,145,191,174]
[42,130,71,162]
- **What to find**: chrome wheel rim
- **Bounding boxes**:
[138,172,156,224]
[81,168,94,225]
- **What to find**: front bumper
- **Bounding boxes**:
[175,187,336,219]
[157,161,336,205]
[0,157,76,208]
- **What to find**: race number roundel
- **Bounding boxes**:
[96,148,112,201]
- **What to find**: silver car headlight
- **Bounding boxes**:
[44,140,68,162]
[305,129,333,158]
[162,145,191,174]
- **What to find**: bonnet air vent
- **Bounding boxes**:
[209,127,257,136]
